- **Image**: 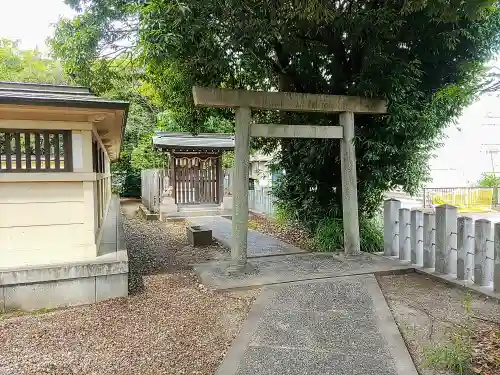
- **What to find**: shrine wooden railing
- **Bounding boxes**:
[0,129,73,172]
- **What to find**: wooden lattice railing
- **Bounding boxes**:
[0,129,72,172]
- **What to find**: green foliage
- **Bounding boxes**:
[314,217,344,252]
[273,205,297,227]
[221,152,235,169]
[425,333,473,375]
[50,3,166,197]
[111,159,141,196]
[137,0,500,229]
[49,0,141,94]
[112,99,160,196]
[130,133,167,171]
[314,216,383,253]
[478,172,500,187]
[425,292,476,375]
[0,39,65,83]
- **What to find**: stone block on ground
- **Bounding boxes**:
[187,225,213,246]
[187,216,306,257]
[457,216,474,281]
[475,219,493,287]
[399,208,411,261]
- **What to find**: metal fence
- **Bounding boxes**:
[141,169,168,213]
[423,186,497,212]
[249,187,276,216]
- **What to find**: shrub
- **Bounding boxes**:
[425,332,473,375]
[425,294,475,375]
[274,204,297,227]
[314,216,383,253]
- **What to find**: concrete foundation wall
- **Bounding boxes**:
[1,269,127,312]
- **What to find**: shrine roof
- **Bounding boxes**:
[152,132,235,152]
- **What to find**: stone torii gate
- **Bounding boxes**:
[193,87,387,272]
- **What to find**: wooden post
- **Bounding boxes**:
[229,107,251,272]
[339,111,360,256]
[217,155,224,204]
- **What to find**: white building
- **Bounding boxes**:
[249,151,274,188]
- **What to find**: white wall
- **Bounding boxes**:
[428,93,500,187]
[0,181,89,267]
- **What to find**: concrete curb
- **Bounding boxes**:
[216,289,271,375]
[366,278,419,375]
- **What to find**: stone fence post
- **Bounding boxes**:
[411,209,424,266]
[423,212,436,268]
[495,223,500,292]
[474,219,493,287]
[457,216,474,282]
[384,199,401,257]
[435,204,457,275]
[399,208,411,262]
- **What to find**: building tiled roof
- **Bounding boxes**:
[153,132,235,151]
[0,82,128,110]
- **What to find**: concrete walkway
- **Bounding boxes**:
[188,216,418,374]
[217,275,418,375]
[188,216,306,258]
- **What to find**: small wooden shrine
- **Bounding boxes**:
[152,132,234,207]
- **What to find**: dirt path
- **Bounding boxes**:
[0,200,257,375]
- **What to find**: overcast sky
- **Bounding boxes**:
[0,0,75,52]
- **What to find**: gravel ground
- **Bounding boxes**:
[378,273,500,375]
[0,200,258,375]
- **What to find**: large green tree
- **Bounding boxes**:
[0,39,65,83]
[140,0,500,226]
[51,0,500,228]
[50,6,165,196]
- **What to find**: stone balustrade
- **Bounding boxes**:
[383,200,500,293]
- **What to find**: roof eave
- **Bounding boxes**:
[154,144,234,152]
[0,96,129,110]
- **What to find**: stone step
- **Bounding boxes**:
[178,204,221,211]
[161,209,232,221]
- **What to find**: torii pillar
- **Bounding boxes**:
[193,87,387,271]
